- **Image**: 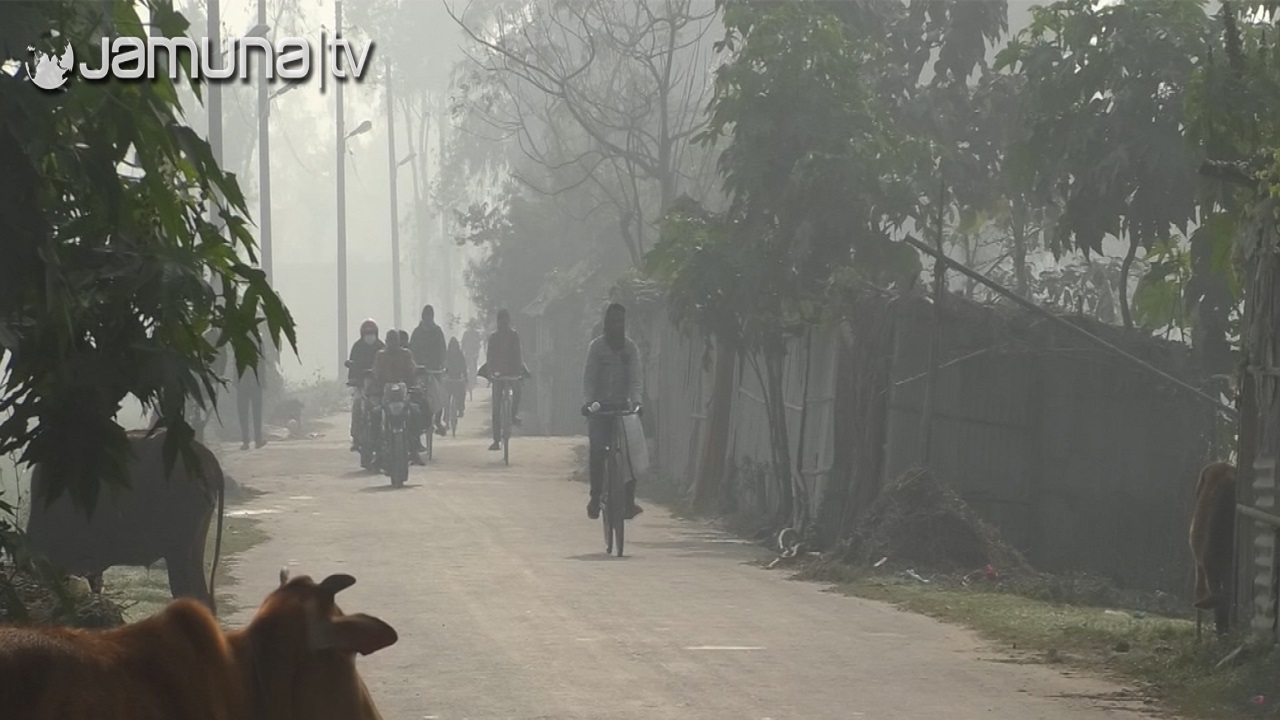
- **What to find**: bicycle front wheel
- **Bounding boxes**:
[502,393,511,465]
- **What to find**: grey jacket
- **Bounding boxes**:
[583,336,643,406]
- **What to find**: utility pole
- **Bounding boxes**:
[257,0,273,285]
[386,58,403,331]
[207,0,222,210]
[335,0,349,376]
[438,107,453,325]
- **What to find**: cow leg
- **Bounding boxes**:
[166,542,212,611]
[1206,549,1232,636]
[1192,560,1211,608]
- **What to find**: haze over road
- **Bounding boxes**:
[216,396,1156,720]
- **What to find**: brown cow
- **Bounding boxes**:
[1189,461,1236,635]
[0,569,397,720]
[24,428,225,613]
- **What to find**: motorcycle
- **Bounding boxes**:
[379,381,412,487]
[344,361,379,470]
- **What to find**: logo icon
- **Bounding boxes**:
[26,42,75,91]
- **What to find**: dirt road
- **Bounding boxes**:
[214,395,1158,720]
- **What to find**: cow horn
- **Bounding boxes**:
[318,574,356,598]
[279,567,290,587]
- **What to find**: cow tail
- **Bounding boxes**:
[209,459,226,617]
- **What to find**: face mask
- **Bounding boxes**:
[362,334,377,345]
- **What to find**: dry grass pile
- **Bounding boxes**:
[1,566,125,628]
[842,468,1033,576]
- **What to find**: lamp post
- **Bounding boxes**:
[335,0,347,376]
[207,0,222,217]
[336,108,372,373]
[253,6,273,285]
[386,58,403,331]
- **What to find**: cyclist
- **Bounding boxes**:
[346,318,384,452]
[445,336,468,419]
[410,304,448,437]
[373,329,423,465]
[581,302,644,520]
[478,308,528,451]
[461,321,482,395]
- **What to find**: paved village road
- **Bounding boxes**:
[214,394,1160,720]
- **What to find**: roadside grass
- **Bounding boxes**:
[805,564,1280,719]
[103,511,268,623]
[284,376,350,429]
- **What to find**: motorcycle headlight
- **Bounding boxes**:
[388,401,405,414]
[387,384,408,403]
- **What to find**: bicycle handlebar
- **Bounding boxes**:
[588,407,639,417]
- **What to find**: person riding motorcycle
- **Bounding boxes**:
[347,318,384,452]
[397,329,427,458]
[410,305,449,438]
[581,302,644,521]
[373,330,424,466]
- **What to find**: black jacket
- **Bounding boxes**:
[410,322,447,371]
[485,327,523,377]
[347,338,385,383]
[446,344,468,381]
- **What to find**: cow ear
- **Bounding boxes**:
[312,613,398,656]
[318,574,357,599]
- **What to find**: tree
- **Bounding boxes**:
[997,0,1213,328]
[651,0,925,530]
[454,178,626,319]
[0,0,296,514]
[348,0,464,318]
[1186,2,1280,578]
[446,0,720,266]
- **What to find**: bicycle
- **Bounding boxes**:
[445,377,466,437]
[417,368,447,461]
[588,403,640,557]
[489,373,524,466]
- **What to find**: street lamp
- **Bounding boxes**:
[345,120,373,140]
[221,23,272,58]
[269,82,301,100]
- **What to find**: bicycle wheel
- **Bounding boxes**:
[602,454,615,553]
[609,454,626,557]
[450,386,460,438]
[502,391,511,465]
[614,508,625,557]
[424,413,434,461]
[450,393,458,437]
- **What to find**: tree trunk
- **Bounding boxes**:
[1011,200,1029,298]
[791,327,814,531]
[692,331,737,514]
[1119,235,1138,328]
[1190,218,1234,379]
[761,343,793,529]
[1237,194,1280,639]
